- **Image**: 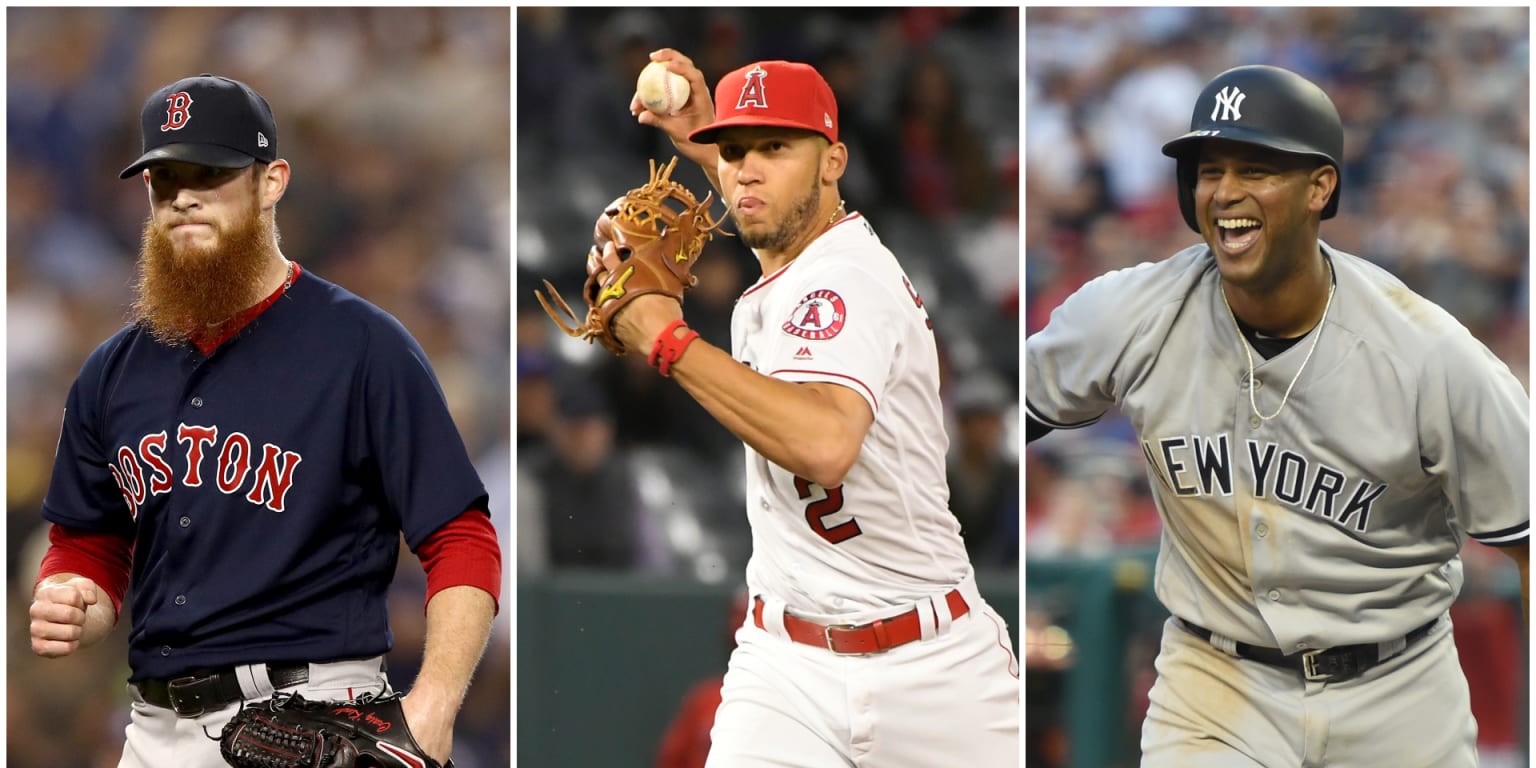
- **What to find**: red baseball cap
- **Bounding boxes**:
[688,60,839,144]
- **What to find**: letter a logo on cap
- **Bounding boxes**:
[162,92,193,132]
[737,65,769,109]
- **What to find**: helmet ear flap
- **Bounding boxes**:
[1176,158,1200,233]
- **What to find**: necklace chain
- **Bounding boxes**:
[1220,259,1335,422]
[827,199,846,227]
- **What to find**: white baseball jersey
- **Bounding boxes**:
[1026,242,1529,650]
[731,212,971,618]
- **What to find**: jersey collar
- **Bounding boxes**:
[190,262,303,356]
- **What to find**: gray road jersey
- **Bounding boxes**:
[1026,242,1529,651]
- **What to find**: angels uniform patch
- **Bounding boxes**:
[783,289,846,340]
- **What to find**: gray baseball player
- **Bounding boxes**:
[1025,65,1529,767]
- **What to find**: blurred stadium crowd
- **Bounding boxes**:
[516,7,1022,583]
[1025,8,1528,766]
[6,8,510,767]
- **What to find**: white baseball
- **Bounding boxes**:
[637,60,690,116]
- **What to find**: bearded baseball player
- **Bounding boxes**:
[543,50,1021,766]
[1026,65,1530,767]
[26,74,501,767]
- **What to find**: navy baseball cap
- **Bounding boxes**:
[119,74,278,179]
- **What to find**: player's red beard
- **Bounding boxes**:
[130,197,276,345]
[735,175,821,252]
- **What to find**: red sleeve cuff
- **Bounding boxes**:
[36,523,133,616]
[416,508,502,614]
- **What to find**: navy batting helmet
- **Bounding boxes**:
[1161,65,1344,233]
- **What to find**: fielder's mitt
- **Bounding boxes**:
[536,156,729,355]
[218,691,450,768]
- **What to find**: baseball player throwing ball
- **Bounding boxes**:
[1026,65,1530,767]
[27,74,501,767]
[540,50,1020,766]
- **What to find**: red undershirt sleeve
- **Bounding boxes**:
[415,508,502,614]
[35,524,134,618]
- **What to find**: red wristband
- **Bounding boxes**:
[648,319,699,377]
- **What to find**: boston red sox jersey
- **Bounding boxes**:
[1026,242,1528,651]
[42,268,487,680]
[731,213,971,618]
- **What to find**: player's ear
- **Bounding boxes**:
[821,141,848,185]
[1307,164,1337,214]
[259,159,291,210]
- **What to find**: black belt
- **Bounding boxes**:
[1177,617,1438,682]
[134,662,309,717]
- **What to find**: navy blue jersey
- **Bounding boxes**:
[42,268,488,681]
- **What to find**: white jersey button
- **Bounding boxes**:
[160,646,171,656]
[1249,416,1262,429]
[191,396,204,408]
[179,516,191,528]
[1256,524,1269,538]
[174,595,186,605]
[1252,378,1263,390]
[1267,589,1281,601]
[760,496,770,510]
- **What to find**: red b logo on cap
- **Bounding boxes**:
[161,92,193,132]
[736,65,768,110]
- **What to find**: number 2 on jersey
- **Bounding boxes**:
[794,476,863,544]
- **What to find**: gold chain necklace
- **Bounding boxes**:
[827,199,845,227]
[1220,258,1335,422]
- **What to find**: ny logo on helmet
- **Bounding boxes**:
[1211,85,1246,122]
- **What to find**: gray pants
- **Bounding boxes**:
[1140,616,1477,768]
[119,656,390,768]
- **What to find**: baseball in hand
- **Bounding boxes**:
[637,61,690,116]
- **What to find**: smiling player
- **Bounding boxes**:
[1026,64,1529,767]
